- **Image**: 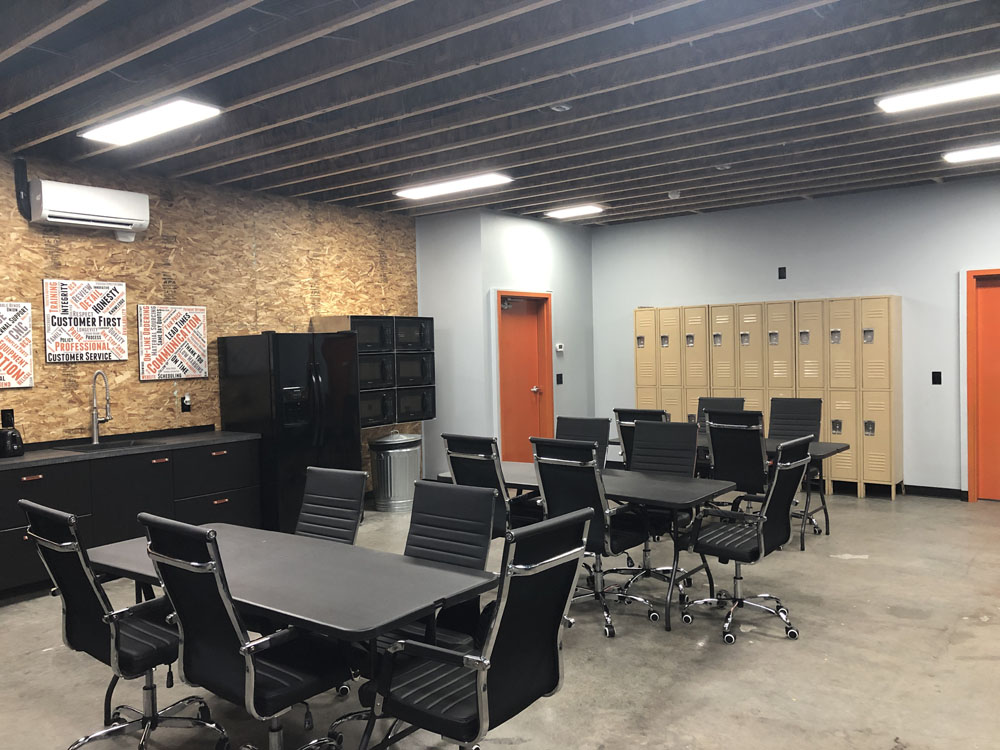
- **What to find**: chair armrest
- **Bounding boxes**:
[240,627,299,655]
[377,640,487,701]
[701,507,760,524]
[102,596,170,624]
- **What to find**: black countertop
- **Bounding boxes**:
[0,430,260,471]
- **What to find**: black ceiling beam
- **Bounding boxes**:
[0,0,261,120]
[0,0,415,153]
[0,0,108,65]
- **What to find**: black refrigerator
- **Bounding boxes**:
[218,331,362,532]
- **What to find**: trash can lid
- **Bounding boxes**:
[369,430,422,449]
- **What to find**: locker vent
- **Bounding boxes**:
[716,363,732,378]
[866,400,888,412]
[638,363,655,377]
[688,314,704,324]
[834,399,852,409]
[833,362,853,379]
[742,314,759,323]
[867,361,888,379]
[866,453,888,475]
[743,362,760,378]
[689,363,706,376]
[772,361,789,378]
[803,361,820,378]
[715,314,731,323]
[662,363,680,377]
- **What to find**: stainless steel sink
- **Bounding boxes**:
[54,439,165,453]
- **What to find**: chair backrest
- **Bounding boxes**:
[613,408,668,469]
[295,466,366,544]
[139,513,255,716]
[441,433,509,536]
[19,500,118,672]
[530,437,609,553]
[480,508,591,733]
[757,436,812,555]
[629,420,699,477]
[696,397,745,433]
[555,416,611,470]
[768,398,822,442]
[404,480,495,570]
[706,410,768,495]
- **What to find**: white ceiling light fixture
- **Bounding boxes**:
[80,99,222,146]
[544,204,604,219]
[942,142,1000,164]
[876,72,1000,113]
[394,172,512,200]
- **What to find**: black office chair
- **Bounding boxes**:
[613,407,669,469]
[442,433,518,535]
[295,467,367,543]
[556,415,612,469]
[705,410,769,506]
[680,436,812,643]
[139,513,352,750]
[696,397,745,433]
[353,508,592,750]
[769,397,827,549]
[531,437,653,637]
[18,500,228,750]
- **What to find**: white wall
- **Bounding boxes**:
[417,209,594,476]
[591,175,1000,490]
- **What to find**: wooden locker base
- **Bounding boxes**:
[860,481,906,500]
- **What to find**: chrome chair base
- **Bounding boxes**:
[577,555,658,638]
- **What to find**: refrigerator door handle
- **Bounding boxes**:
[315,369,328,445]
[309,365,322,447]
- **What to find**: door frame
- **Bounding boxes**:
[490,289,554,456]
[965,268,1000,503]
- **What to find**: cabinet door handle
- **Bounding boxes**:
[151,457,170,464]
[210,450,228,457]
[21,474,43,482]
[213,497,229,505]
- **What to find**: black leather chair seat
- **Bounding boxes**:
[508,493,544,528]
[116,598,178,677]
[606,512,648,555]
[693,522,760,564]
[253,633,350,717]
[359,659,479,743]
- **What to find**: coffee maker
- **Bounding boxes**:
[0,409,24,458]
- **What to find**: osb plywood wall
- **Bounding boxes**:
[0,156,420,466]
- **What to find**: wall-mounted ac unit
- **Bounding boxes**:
[28,179,149,242]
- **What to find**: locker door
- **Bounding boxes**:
[766,302,795,390]
[710,304,736,389]
[657,307,682,387]
[659,387,683,423]
[796,300,826,390]
[740,389,765,414]
[829,391,859,481]
[797,388,827,442]
[828,299,858,390]
[685,388,709,425]
[862,391,894,483]
[683,306,710,389]
[634,309,657,387]
[636,387,659,410]
[861,297,891,390]
[738,303,765,389]
[712,388,738,397]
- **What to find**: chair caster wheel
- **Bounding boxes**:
[336,684,350,698]
[647,610,660,622]
[327,731,344,748]
[785,627,799,640]
[681,612,693,624]
[723,632,736,644]
[199,705,213,723]
[626,556,635,568]
[776,607,788,618]
[813,526,822,535]
[603,625,615,638]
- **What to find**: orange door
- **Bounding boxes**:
[970,273,1000,501]
[498,291,553,462]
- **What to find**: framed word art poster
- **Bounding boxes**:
[43,279,127,363]
[138,304,208,381]
[0,302,34,388]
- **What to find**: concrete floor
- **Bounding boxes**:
[1,492,998,750]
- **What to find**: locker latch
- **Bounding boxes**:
[864,420,875,436]
[799,330,810,345]
[712,332,722,347]
[740,332,750,346]
[768,331,779,346]
[685,334,695,347]
[636,336,645,348]
[863,328,875,344]
[687,413,697,423]
[831,419,842,435]
[830,329,841,345]
[660,335,669,348]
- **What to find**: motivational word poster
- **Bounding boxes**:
[43,279,127,363]
[0,302,34,388]
[138,305,208,381]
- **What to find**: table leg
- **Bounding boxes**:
[819,462,830,535]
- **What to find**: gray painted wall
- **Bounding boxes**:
[590,175,1000,490]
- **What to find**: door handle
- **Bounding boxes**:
[210,450,228,457]
[530,386,541,393]
[21,474,43,482]
[212,497,229,505]
[151,457,170,464]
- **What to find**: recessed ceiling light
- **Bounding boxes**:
[394,172,512,200]
[80,99,222,146]
[876,72,1000,113]
[544,204,604,219]
[942,142,1000,164]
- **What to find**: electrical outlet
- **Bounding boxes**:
[181,394,192,413]
[1,409,13,428]
[931,371,942,385]
[556,373,563,385]
[778,266,787,279]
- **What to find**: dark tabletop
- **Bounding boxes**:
[88,523,496,642]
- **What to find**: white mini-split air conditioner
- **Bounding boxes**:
[28,179,150,242]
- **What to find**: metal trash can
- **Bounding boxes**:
[369,431,422,512]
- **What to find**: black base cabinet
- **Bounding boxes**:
[0,462,92,530]
[91,451,174,546]
[174,486,260,528]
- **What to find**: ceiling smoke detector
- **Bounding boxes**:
[549,103,572,112]
[668,190,682,200]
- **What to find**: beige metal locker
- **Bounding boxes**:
[710,304,737,389]
[659,388,683,423]
[795,300,826,390]
[827,298,858,390]
[740,389,765,414]
[828,390,860,487]
[636,387,659,410]
[684,388,709,425]
[657,307,682,387]
[862,390,903,499]
[682,306,710,389]
[634,308,657,387]
[766,301,795,390]
[860,296,901,391]
[712,388,738,397]
[737,303,765,390]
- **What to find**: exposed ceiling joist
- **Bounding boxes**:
[0,0,108,66]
